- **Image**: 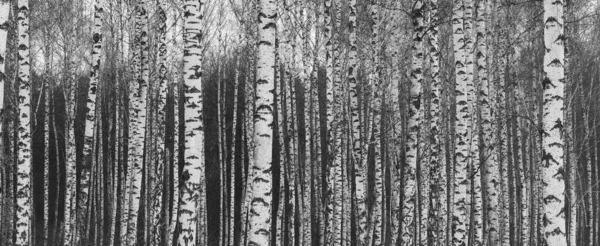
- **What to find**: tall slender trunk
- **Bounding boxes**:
[401,0,424,244]
[126,1,150,244]
[151,1,168,244]
[346,0,365,243]
[388,14,403,245]
[369,0,383,244]
[246,0,276,243]
[324,0,334,241]
[230,51,240,246]
[169,69,181,246]
[15,0,31,245]
[43,41,51,246]
[78,2,103,243]
[428,0,443,242]
[0,2,9,232]
[479,0,499,244]
[464,0,483,243]
[63,55,77,246]
[541,0,567,244]
[452,0,470,244]
[168,10,182,245]
[178,0,206,245]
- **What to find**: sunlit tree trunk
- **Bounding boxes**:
[452,0,470,244]
[0,1,9,225]
[63,54,77,246]
[177,0,205,245]
[300,6,312,246]
[386,8,403,245]
[346,0,365,244]
[42,36,51,246]
[246,0,276,243]
[323,0,333,241]
[77,2,103,242]
[401,0,424,245]
[168,58,181,246]
[126,1,149,245]
[479,0,499,244]
[541,0,567,244]
[427,0,443,242]
[15,0,31,245]
[151,1,168,244]
[230,50,240,246]
[368,0,383,244]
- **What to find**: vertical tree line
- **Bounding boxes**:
[0,0,598,245]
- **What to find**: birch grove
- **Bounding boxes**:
[0,0,599,245]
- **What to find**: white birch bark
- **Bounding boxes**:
[346,0,366,243]
[229,51,239,246]
[63,62,77,246]
[324,0,333,241]
[541,0,567,244]
[178,0,205,244]
[401,1,424,244]
[16,0,31,245]
[169,71,181,246]
[247,0,276,243]
[452,0,470,244]
[43,59,50,246]
[464,0,482,243]
[427,0,443,242]
[369,0,383,244]
[168,10,182,245]
[0,2,9,210]
[479,0,499,244]
[0,4,8,232]
[151,1,168,244]
[126,1,149,244]
[77,2,103,241]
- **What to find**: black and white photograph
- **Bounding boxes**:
[0,0,594,245]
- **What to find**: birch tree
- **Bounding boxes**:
[401,0,424,244]
[541,0,567,245]
[77,1,103,242]
[0,1,9,180]
[477,0,500,244]
[151,0,168,244]
[452,0,470,244]
[427,0,444,242]
[16,0,31,245]
[178,0,205,244]
[246,0,276,243]
[126,1,149,244]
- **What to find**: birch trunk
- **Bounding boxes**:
[0,1,9,226]
[126,1,149,244]
[77,2,103,242]
[452,0,470,244]
[230,51,239,246]
[324,0,333,241]
[42,35,51,246]
[63,60,77,246]
[168,11,182,245]
[178,0,205,244]
[427,0,443,242]
[246,0,276,243]
[541,0,567,244]
[479,0,499,244]
[401,0,424,244]
[15,0,31,244]
[369,0,383,244]
[169,72,181,246]
[151,1,168,244]
[346,0,366,242]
